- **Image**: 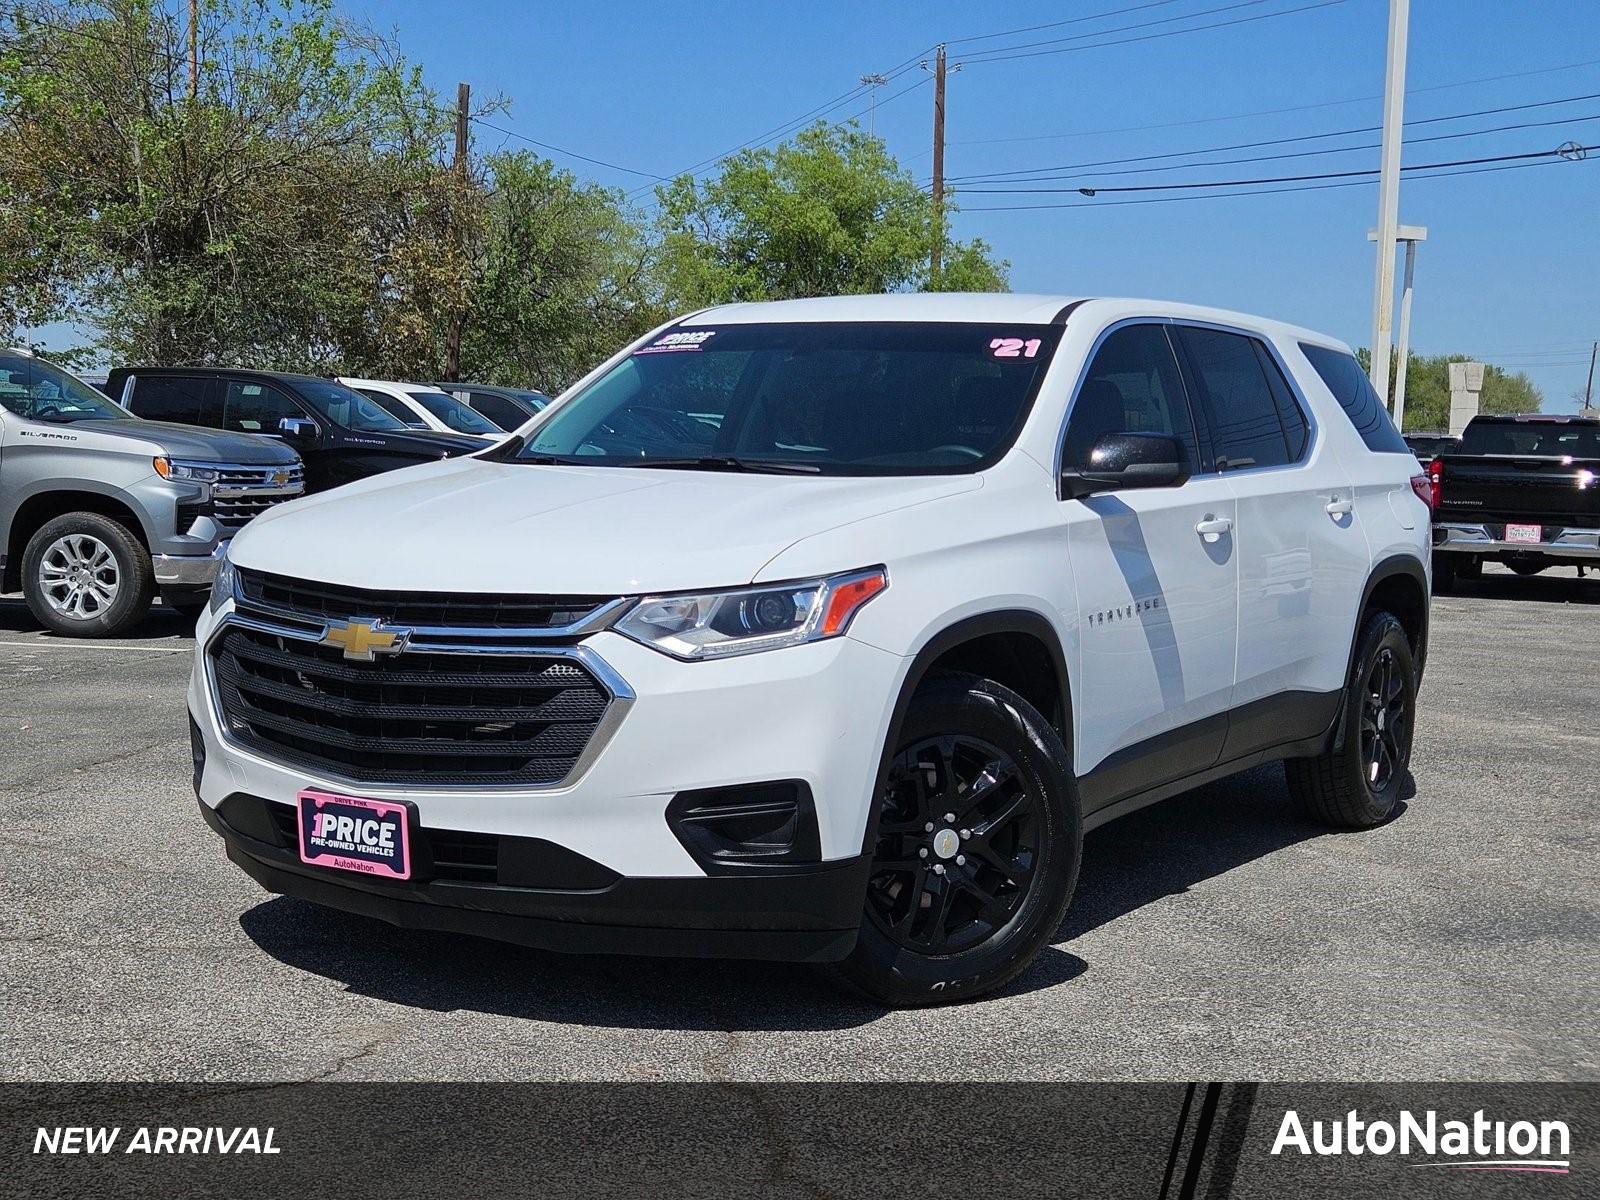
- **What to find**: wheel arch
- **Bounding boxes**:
[860,609,1074,855]
[1357,553,1429,680]
[4,488,153,593]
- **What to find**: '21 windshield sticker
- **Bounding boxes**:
[989,337,1043,359]
[636,330,717,354]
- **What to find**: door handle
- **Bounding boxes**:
[1195,515,1233,542]
[1324,496,1354,516]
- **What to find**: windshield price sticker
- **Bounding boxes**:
[636,330,718,355]
[989,336,1043,359]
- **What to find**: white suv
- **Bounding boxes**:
[188,294,1431,1005]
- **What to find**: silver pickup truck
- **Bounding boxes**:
[1,348,304,637]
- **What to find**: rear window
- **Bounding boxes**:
[1459,421,1600,457]
[1299,344,1410,454]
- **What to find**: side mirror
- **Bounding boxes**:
[278,416,319,443]
[1060,432,1190,500]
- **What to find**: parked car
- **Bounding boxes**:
[1427,412,1600,588]
[424,382,549,431]
[1,348,302,636]
[338,377,506,442]
[189,295,1431,1005]
[105,367,480,494]
[1403,431,1458,461]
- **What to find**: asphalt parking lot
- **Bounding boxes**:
[2,566,1596,1082]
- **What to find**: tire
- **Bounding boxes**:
[829,672,1082,1007]
[162,593,208,620]
[1507,559,1545,577]
[21,512,154,638]
[1285,611,1416,829]
[1431,553,1456,594]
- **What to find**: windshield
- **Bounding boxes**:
[0,353,131,423]
[297,379,411,433]
[518,321,1063,474]
[1460,421,1600,458]
[409,390,501,434]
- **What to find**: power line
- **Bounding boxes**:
[944,0,1188,47]
[469,117,666,180]
[955,0,1350,67]
[949,90,1600,183]
[948,56,1600,147]
[954,141,1595,195]
[956,144,1595,209]
[957,0,1279,61]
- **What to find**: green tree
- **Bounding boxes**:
[455,153,661,393]
[653,122,1007,307]
[1357,349,1543,432]
[0,0,463,370]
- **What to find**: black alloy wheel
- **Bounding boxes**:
[867,735,1040,955]
[1359,646,1409,792]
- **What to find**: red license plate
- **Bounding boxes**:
[296,789,412,880]
[1505,523,1542,544]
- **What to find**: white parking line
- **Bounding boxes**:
[0,640,192,653]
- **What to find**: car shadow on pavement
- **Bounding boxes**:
[1056,763,1412,944]
[237,763,1409,1029]
[0,594,199,637]
[1442,569,1598,605]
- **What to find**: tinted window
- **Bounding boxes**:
[1459,421,1600,457]
[0,354,130,422]
[296,379,411,433]
[1299,344,1410,454]
[1254,341,1310,460]
[1062,324,1197,470]
[126,375,213,426]
[356,387,428,428]
[1174,327,1291,471]
[521,322,1063,474]
[223,381,301,434]
[466,391,528,429]
[409,390,500,434]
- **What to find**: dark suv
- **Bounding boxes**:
[106,368,480,493]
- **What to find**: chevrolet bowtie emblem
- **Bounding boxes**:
[269,470,291,487]
[320,619,405,661]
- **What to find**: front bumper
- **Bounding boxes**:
[188,600,909,959]
[153,541,229,587]
[1433,522,1600,560]
[199,793,870,961]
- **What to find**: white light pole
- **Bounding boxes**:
[1370,224,1427,431]
[1368,0,1410,401]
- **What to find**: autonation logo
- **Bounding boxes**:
[1272,1108,1571,1174]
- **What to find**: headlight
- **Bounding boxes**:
[207,554,237,614]
[153,456,220,483]
[614,568,888,661]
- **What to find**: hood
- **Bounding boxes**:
[69,419,300,463]
[231,457,979,594]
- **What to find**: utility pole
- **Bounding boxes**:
[1368,224,1427,431]
[929,44,947,283]
[1367,0,1410,401]
[858,73,888,136]
[445,81,470,382]
[188,0,198,99]
[1585,341,1597,410]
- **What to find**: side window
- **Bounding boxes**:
[126,376,213,426]
[1298,343,1411,453]
[223,381,302,434]
[356,387,425,427]
[1173,327,1291,472]
[1061,324,1197,470]
[467,392,525,429]
[1254,341,1310,460]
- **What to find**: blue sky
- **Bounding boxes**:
[41,0,1600,410]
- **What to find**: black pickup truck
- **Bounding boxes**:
[1428,413,1600,589]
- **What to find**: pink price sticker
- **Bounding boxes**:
[989,337,1043,359]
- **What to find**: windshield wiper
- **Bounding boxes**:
[629,455,822,475]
